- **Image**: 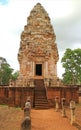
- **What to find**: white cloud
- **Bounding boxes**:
[57,51,65,78]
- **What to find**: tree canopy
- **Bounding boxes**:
[61,48,81,85]
[0,57,18,85]
[12,71,19,81]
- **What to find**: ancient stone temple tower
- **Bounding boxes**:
[16,3,59,87]
[0,3,78,108]
[0,3,79,109]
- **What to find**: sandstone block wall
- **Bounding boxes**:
[0,86,79,108]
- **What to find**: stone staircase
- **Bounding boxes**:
[34,79,49,109]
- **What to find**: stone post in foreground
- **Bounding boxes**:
[24,97,31,117]
[21,97,31,130]
[21,116,31,130]
[70,100,76,125]
[61,98,66,117]
[55,96,59,112]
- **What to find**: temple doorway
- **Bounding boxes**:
[36,64,42,76]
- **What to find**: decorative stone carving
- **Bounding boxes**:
[16,3,59,87]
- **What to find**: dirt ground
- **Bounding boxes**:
[0,97,81,130]
[31,109,77,130]
[0,106,23,130]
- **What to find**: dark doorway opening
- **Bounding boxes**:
[36,64,42,76]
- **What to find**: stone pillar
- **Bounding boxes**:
[21,96,31,130]
[21,117,31,130]
[70,100,76,125]
[24,105,31,117]
[61,98,66,117]
[44,62,46,77]
[55,96,59,112]
[32,62,34,77]
[45,61,48,77]
[44,78,49,87]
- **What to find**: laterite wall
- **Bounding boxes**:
[0,86,34,108]
[46,86,79,107]
[0,86,79,108]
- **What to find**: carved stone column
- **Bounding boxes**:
[45,61,48,78]
[32,62,34,77]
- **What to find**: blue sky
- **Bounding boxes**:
[0,0,81,78]
[0,0,8,5]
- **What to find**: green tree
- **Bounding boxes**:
[61,48,81,85]
[12,71,19,81]
[0,57,13,85]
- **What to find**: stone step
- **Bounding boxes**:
[35,102,48,105]
[35,97,48,101]
[34,93,46,96]
[34,79,49,109]
[35,105,49,109]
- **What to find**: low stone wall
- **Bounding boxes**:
[0,86,34,108]
[8,87,34,108]
[46,86,79,107]
[0,86,79,108]
[0,86,9,105]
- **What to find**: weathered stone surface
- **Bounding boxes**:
[0,4,79,108]
[17,3,59,87]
